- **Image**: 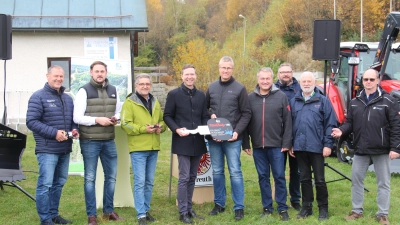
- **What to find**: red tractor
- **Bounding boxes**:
[322,12,400,164]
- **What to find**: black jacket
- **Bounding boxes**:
[242,84,292,149]
[164,84,208,156]
[340,87,400,154]
[205,77,251,140]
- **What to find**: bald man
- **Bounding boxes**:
[332,69,400,225]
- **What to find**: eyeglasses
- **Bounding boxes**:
[219,67,233,71]
[137,83,152,87]
[363,78,376,82]
[279,71,293,74]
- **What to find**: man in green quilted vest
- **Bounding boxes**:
[73,61,123,225]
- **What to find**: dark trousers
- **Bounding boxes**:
[177,154,202,215]
[284,151,301,204]
[295,151,328,209]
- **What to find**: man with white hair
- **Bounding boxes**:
[289,72,337,221]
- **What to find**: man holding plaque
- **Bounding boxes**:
[243,67,292,221]
[164,64,209,224]
[205,56,251,221]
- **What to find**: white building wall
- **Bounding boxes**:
[0,31,131,126]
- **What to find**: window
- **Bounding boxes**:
[47,58,71,90]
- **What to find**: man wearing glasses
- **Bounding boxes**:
[206,56,251,221]
[332,69,400,225]
[120,73,166,225]
[275,63,302,212]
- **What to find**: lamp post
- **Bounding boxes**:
[239,14,246,56]
[334,0,336,19]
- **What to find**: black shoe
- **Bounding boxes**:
[41,222,55,225]
[280,210,290,221]
[138,217,147,225]
[52,215,72,224]
[234,209,244,221]
[318,208,329,221]
[291,202,301,211]
[188,210,204,220]
[179,213,192,224]
[209,204,225,216]
[146,212,156,222]
[260,208,272,218]
[297,207,313,219]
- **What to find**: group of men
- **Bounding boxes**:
[26,56,400,225]
[27,61,125,225]
[242,64,336,221]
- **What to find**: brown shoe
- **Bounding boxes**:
[344,212,363,221]
[88,216,97,225]
[104,212,125,221]
[377,215,390,225]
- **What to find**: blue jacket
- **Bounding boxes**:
[26,83,77,154]
[275,77,301,101]
[290,88,337,154]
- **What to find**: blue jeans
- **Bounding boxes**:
[36,153,70,223]
[253,147,288,212]
[208,140,244,210]
[80,139,118,217]
[130,151,158,218]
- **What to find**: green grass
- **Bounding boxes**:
[1,130,400,224]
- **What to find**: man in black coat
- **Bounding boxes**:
[164,64,209,224]
[332,69,400,224]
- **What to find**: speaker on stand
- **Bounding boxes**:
[312,20,341,94]
[0,14,12,60]
[0,14,12,125]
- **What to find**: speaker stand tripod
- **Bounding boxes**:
[324,162,370,192]
[0,181,36,201]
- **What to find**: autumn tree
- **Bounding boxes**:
[172,38,219,91]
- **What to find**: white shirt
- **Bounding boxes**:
[73,88,122,126]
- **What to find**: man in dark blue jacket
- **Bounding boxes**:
[289,72,336,221]
[27,66,78,225]
[275,62,301,211]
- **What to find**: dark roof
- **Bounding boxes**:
[0,0,148,31]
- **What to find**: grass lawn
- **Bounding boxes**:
[1,130,400,225]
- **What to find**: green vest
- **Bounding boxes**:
[79,78,117,140]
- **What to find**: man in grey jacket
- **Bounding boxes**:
[243,67,292,221]
[206,56,251,221]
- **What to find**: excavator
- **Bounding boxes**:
[323,12,400,168]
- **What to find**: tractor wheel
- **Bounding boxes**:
[337,140,350,164]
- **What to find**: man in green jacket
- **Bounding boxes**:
[121,73,166,225]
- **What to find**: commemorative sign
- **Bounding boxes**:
[207,118,233,141]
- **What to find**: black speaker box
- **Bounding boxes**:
[0,14,12,60]
[312,20,341,61]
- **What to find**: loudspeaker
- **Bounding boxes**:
[0,14,12,60]
[312,20,341,60]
